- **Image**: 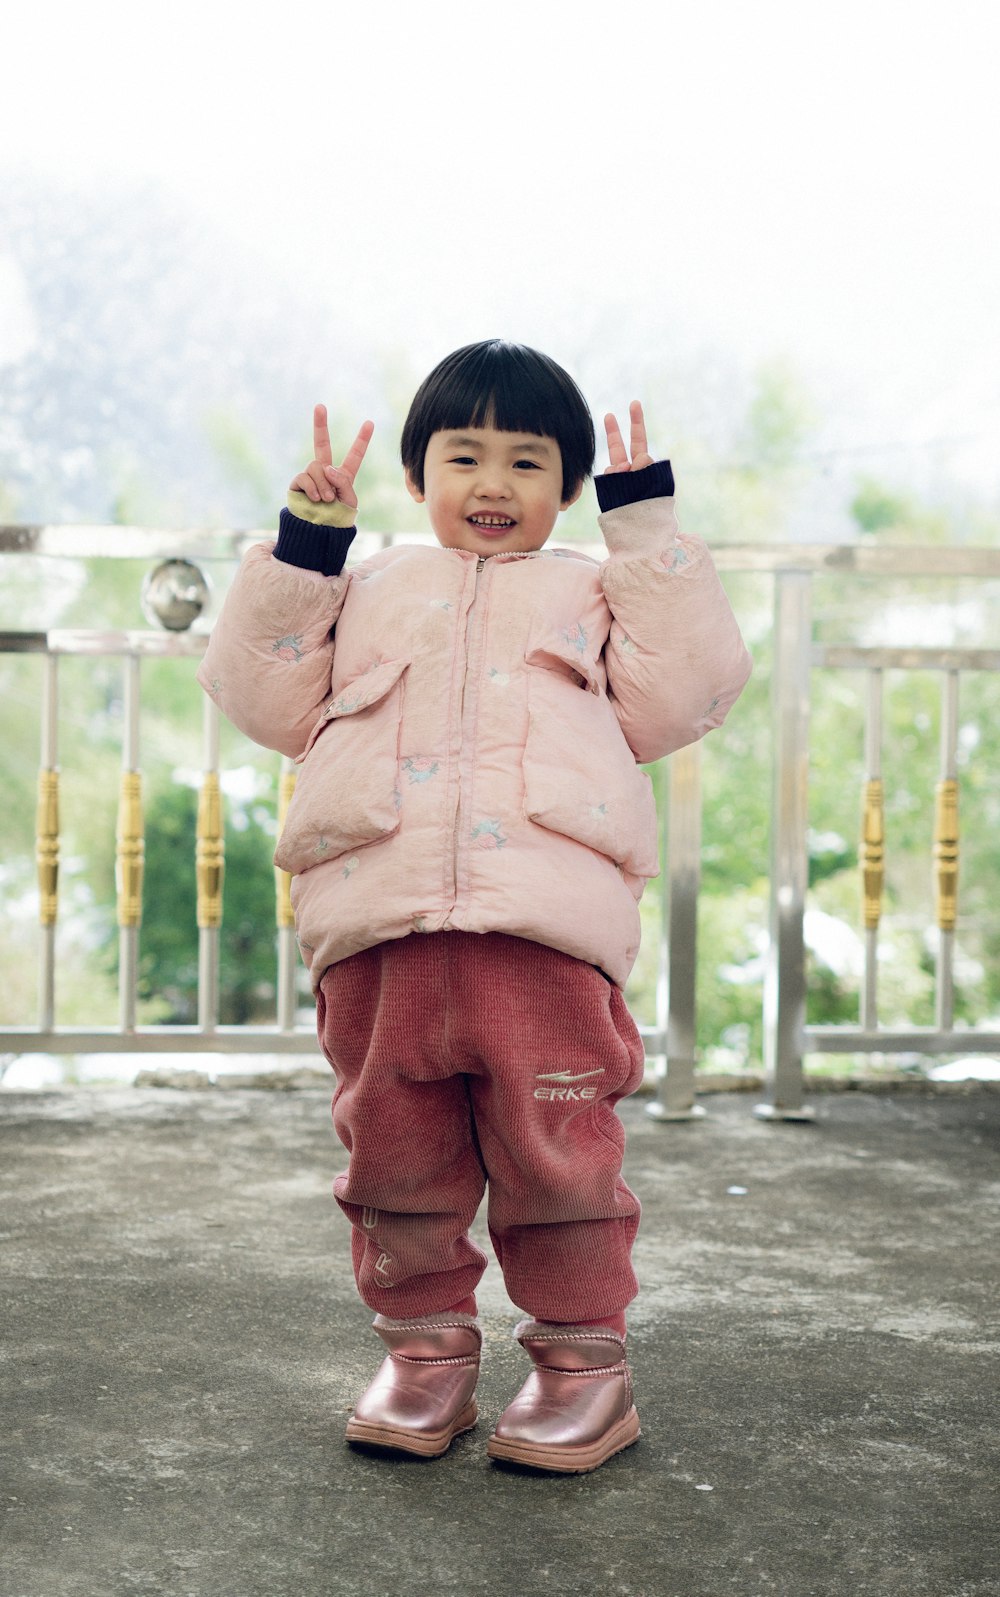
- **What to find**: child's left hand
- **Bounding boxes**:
[603,401,654,474]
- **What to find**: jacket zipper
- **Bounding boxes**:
[449,555,486,914]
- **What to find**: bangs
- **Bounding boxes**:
[425,344,570,441]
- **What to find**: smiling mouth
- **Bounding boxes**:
[467,514,516,532]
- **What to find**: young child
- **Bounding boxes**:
[198,339,751,1473]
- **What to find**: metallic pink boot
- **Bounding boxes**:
[487,1320,640,1473]
[345,1312,481,1457]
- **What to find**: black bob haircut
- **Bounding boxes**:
[400,340,596,504]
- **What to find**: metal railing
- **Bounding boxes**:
[3,525,999,1117]
[754,551,1000,1120]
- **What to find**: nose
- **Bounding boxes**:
[474,464,511,500]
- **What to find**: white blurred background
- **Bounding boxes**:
[1,0,998,526]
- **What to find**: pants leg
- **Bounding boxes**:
[452,935,646,1323]
[317,938,489,1317]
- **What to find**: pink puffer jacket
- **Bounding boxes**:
[197,494,751,988]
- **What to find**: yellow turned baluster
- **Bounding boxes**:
[861,778,884,931]
[116,771,144,927]
[36,769,60,927]
[196,772,225,929]
[274,766,298,929]
[934,777,959,932]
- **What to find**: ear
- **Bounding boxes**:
[404,469,425,504]
[560,481,584,511]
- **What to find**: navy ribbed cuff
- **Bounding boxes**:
[595,459,674,513]
[273,508,357,576]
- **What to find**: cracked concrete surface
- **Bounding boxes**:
[2,1087,998,1597]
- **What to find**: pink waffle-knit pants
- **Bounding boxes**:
[316,931,645,1323]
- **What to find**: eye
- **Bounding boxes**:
[514,459,542,470]
[448,455,477,465]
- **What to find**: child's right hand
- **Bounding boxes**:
[289,405,374,511]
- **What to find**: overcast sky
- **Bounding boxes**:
[2,0,998,495]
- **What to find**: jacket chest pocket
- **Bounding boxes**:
[274,659,407,874]
[521,669,660,880]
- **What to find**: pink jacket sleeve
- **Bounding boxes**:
[598,496,753,765]
[196,542,350,760]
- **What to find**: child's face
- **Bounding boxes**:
[405,426,581,555]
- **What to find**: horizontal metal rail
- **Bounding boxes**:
[0,1028,327,1055]
[815,646,1000,672]
[806,1028,1000,1054]
[0,630,207,657]
[6,524,1000,576]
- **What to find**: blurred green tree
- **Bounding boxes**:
[107,778,280,1026]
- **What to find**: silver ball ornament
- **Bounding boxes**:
[141,559,212,632]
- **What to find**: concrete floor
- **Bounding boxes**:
[2,1085,998,1597]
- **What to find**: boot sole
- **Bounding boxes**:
[346,1399,478,1458]
[486,1405,640,1474]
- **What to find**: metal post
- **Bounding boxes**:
[275,758,298,1032]
[116,654,143,1032]
[758,571,815,1121]
[860,668,884,1032]
[648,743,705,1121]
[935,671,960,1031]
[36,653,60,1031]
[197,696,224,1032]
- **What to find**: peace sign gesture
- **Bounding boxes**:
[290,404,375,510]
[603,400,654,475]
